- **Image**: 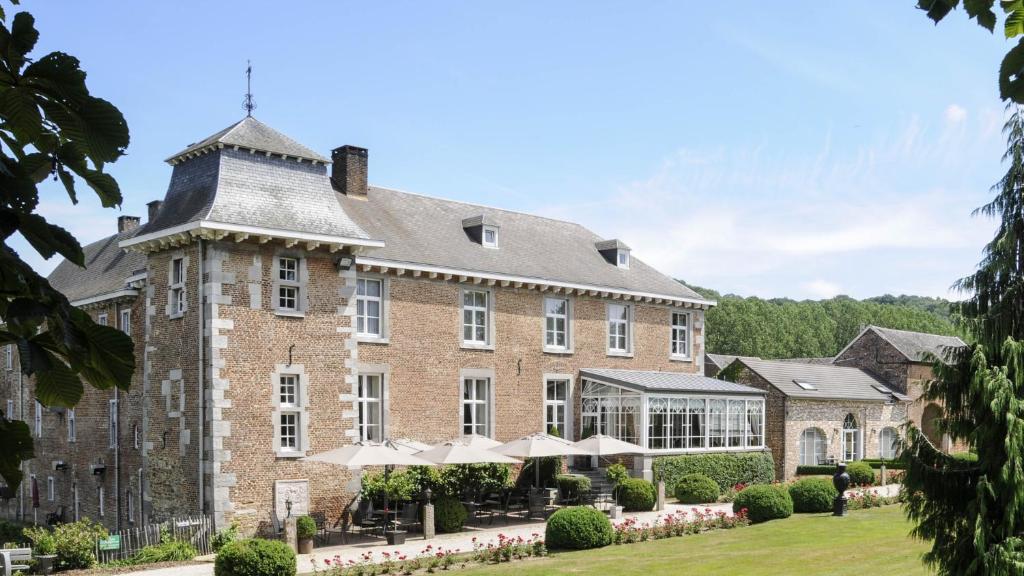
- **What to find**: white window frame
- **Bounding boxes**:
[47,476,54,502]
[616,250,630,269]
[133,423,139,449]
[120,308,131,335]
[606,303,632,356]
[357,373,385,442]
[97,312,108,326]
[799,427,827,466]
[272,365,309,457]
[842,413,861,462]
[543,297,572,353]
[460,287,493,348]
[356,278,385,339]
[108,398,118,448]
[67,408,76,442]
[73,482,79,521]
[278,374,300,452]
[126,488,134,524]
[5,344,11,371]
[461,376,493,438]
[98,486,105,517]
[543,376,572,438]
[169,256,186,317]
[5,399,12,420]
[482,225,499,248]
[275,256,302,313]
[34,400,42,437]
[879,427,899,460]
[670,310,692,360]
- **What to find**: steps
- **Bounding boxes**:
[570,467,615,493]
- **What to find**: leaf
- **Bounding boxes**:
[33,357,84,407]
[12,211,83,264]
[78,167,120,207]
[919,0,961,23]
[8,11,37,61]
[0,418,33,490]
[967,0,999,31]
[0,85,42,142]
[56,164,76,204]
[1000,38,1024,103]
[78,319,134,390]
[1005,0,1024,36]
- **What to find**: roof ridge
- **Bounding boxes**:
[868,324,965,343]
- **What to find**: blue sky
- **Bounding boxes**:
[15,1,1015,299]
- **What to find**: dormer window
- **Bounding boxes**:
[595,239,631,269]
[462,215,500,248]
[483,226,499,248]
[617,250,630,269]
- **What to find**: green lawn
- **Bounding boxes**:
[457,506,930,576]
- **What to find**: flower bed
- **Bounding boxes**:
[313,535,546,575]
[612,507,750,544]
[847,488,900,510]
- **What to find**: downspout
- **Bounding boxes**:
[18,369,23,522]
[197,239,205,517]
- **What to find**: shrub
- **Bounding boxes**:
[545,506,614,550]
[439,463,513,496]
[950,452,979,463]
[654,452,775,493]
[296,515,316,540]
[860,459,906,470]
[360,469,417,503]
[732,484,793,523]
[605,463,629,491]
[556,474,591,502]
[795,465,836,476]
[618,478,656,512]
[516,458,560,489]
[54,519,107,570]
[673,473,720,504]
[434,496,468,533]
[0,520,23,546]
[132,539,198,564]
[211,523,239,553]
[788,478,838,513]
[846,461,875,486]
[214,538,296,576]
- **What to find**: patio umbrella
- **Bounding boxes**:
[458,434,503,450]
[390,437,432,455]
[490,433,589,487]
[418,441,521,465]
[572,434,646,456]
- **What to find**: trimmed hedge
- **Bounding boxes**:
[859,459,906,470]
[732,484,792,523]
[846,461,875,486]
[673,473,720,504]
[556,474,591,502]
[618,478,656,512]
[545,506,614,550]
[654,452,774,493]
[795,465,835,476]
[788,478,838,513]
[435,496,468,533]
[214,538,296,576]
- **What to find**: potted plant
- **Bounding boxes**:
[295,515,316,554]
[606,463,629,519]
[384,523,407,546]
[23,526,57,575]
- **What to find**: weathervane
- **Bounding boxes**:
[243,60,256,117]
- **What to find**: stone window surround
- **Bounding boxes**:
[4,344,11,371]
[119,307,131,336]
[542,373,574,439]
[271,251,309,318]
[108,398,118,449]
[97,312,108,326]
[460,367,496,438]
[459,286,496,351]
[542,296,574,354]
[669,309,693,362]
[605,302,634,357]
[167,251,189,319]
[356,362,391,442]
[355,274,391,344]
[67,408,75,442]
[162,370,185,419]
[272,363,310,458]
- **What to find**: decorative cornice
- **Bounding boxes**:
[118,220,384,255]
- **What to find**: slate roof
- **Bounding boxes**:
[165,117,329,164]
[339,187,707,302]
[705,353,760,370]
[48,228,147,303]
[735,358,909,402]
[581,368,765,395]
[857,326,967,363]
[774,357,835,365]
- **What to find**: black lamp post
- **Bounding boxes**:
[285,497,293,518]
[832,463,850,516]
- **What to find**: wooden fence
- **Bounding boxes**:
[94,515,213,563]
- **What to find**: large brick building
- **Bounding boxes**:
[1,117,767,534]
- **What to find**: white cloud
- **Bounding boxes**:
[944,104,967,124]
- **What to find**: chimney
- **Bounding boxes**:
[117,215,140,233]
[147,200,163,223]
[331,145,368,198]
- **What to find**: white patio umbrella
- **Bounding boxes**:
[572,434,646,456]
[490,432,590,487]
[458,434,503,450]
[418,441,521,465]
[390,437,433,455]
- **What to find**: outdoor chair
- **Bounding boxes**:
[324,511,347,545]
[45,505,66,526]
[350,499,384,540]
[310,511,328,545]
[396,501,421,533]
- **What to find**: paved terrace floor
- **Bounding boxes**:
[120,484,900,576]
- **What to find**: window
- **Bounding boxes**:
[356,278,382,337]
[727,400,744,447]
[581,381,641,445]
[794,380,817,391]
[280,414,298,451]
[73,483,79,521]
[34,400,42,437]
[482,226,499,248]
[133,423,140,449]
[47,476,54,502]
[126,489,134,524]
[617,250,630,269]
[544,379,569,436]
[799,428,827,466]
[670,311,690,358]
[4,399,12,420]
[880,427,899,460]
[67,408,76,442]
[278,374,301,452]
[842,413,860,462]
[108,399,118,448]
[170,257,185,315]
[357,374,384,442]
[462,289,489,345]
[708,399,726,448]
[607,304,631,354]
[544,297,570,350]
[97,313,107,326]
[277,257,299,311]
[120,309,131,335]
[639,394,763,451]
[98,486,105,517]
[462,378,491,437]
[745,401,763,447]
[4,344,11,370]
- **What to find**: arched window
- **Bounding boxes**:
[799,428,826,466]
[879,427,899,460]
[842,413,860,462]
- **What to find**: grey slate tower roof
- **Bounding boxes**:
[48,228,146,303]
[339,187,707,303]
[853,325,967,363]
[165,117,329,164]
[734,358,909,402]
[581,368,764,395]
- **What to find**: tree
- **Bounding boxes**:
[0,0,134,490]
[918,1,1024,103]
[902,107,1024,575]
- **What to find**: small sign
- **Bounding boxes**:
[99,535,121,551]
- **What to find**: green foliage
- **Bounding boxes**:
[211,523,239,553]
[732,484,793,524]
[605,463,629,489]
[0,1,134,492]
[788,478,838,513]
[360,470,417,503]
[438,463,512,496]
[21,525,54,555]
[556,474,591,501]
[544,506,614,550]
[654,452,775,492]
[795,465,836,476]
[0,520,23,545]
[617,478,655,512]
[214,538,295,576]
[434,496,468,533]
[131,539,198,565]
[673,473,720,504]
[845,462,875,486]
[53,519,106,570]
[517,458,560,488]
[859,459,907,470]
[295,515,316,540]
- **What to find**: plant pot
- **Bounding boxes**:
[385,530,407,546]
[297,537,314,554]
[609,506,624,519]
[36,554,57,575]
